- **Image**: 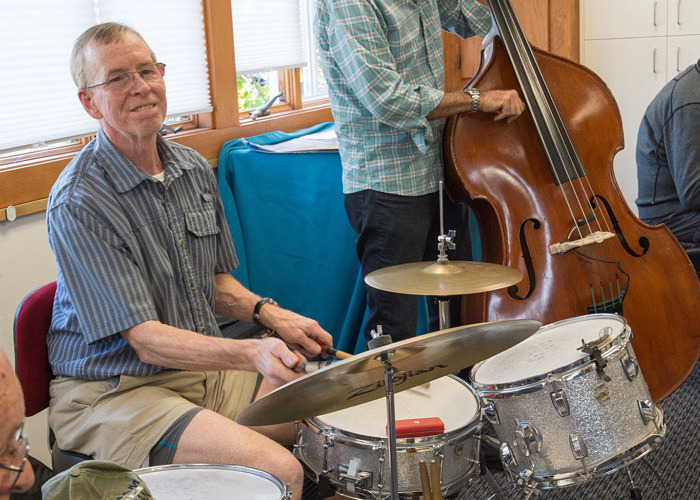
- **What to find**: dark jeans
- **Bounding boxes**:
[643,209,700,248]
[345,189,472,346]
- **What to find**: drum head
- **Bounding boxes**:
[471,314,626,385]
[314,375,478,438]
[135,464,284,499]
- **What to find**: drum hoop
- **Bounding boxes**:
[134,463,286,492]
[512,425,665,490]
[472,316,630,394]
[306,375,480,444]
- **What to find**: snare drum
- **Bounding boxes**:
[471,314,665,491]
[134,464,289,499]
[295,375,481,499]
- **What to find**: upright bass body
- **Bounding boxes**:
[443,30,700,402]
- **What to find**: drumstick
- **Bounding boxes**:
[265,332,352,365]
[296,345,352,371]
[430,460,442,500]
[321,344,353,360]
[418,460,432,500]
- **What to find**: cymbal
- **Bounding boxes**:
[236,319,540,426]
[365,260,523,296]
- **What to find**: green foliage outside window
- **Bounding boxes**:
[237,75,269,111]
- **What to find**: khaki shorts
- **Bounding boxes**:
[48,369,259,470]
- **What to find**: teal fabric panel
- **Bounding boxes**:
[217,123,369,352]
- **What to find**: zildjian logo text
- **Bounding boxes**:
[346,363,448,400]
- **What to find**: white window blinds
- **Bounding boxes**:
[231,0,307,75]
[0,0,210,152]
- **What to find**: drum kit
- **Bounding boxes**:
[136,193,666,499]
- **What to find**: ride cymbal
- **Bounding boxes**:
[364,260,523,296]
[236,319,540,426]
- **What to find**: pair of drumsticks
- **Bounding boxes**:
[419,459,442,500]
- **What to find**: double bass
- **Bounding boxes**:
[443,0,700,402]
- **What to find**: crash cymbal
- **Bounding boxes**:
[236,319,540,426]
[365,260,523,296]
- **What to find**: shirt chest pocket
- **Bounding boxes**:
[185,209,220,237]
[184,209,220,274]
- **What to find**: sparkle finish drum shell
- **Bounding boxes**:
[295,375,481,498]
[471,314,665,491]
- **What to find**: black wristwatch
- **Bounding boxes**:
[252,297,278,330]
[463,88,480,113]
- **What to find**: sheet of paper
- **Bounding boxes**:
[244,130,339,153]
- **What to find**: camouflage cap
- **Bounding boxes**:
[42,460,153,499]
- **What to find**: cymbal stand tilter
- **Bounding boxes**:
[367,325,400,500]
[435,179,456,330]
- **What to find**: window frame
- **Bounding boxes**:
[0,0,332,221]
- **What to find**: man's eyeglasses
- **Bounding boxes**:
[0,425,30,489]
[85,62,166,92]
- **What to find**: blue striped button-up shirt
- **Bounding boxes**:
[46,130,238,380]
[316,0,491,195]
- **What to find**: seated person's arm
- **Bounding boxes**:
[213,273,334,358]
[667,105,700,210]
[121,322,303,387]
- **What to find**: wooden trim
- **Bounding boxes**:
[0,198,48,222]
[279,68,303,109]
[550,0,580,61]
[0,156,71,209]
[202,0,239,130]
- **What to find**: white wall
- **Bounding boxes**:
[0,211,57,467]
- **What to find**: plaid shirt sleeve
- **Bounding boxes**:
[439,0,492,39]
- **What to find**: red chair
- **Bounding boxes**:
[13,281,91,473]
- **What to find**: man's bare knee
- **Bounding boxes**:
[272,449,304,490]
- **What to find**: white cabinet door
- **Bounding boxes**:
[667,35,700,77]
[583,37,669,210]
[667,0,700,36]
[584,0,667,39]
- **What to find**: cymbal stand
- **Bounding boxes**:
[436,180,456,330]
[368,326,399,500]
[625,464,643,499]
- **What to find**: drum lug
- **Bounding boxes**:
[620,352,639,381]
[499,441,518,471]
[501,442,538,492]
[638,399,657,425]
[569,433,588,460]
[550,388,570,417]
[514,420,541,456]
[482,399,500,425]
[322,435,335,475]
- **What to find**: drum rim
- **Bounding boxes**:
[304,375,481,443]
[134,463,285,492]
[471,314,629,390]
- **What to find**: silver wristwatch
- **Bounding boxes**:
[463,88,480,113]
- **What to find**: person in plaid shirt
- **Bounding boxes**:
[316,0,525,344]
